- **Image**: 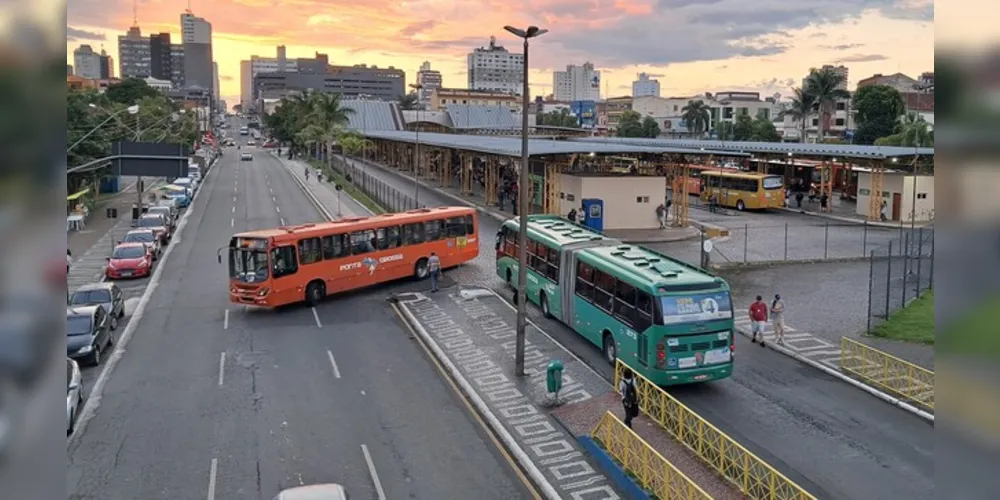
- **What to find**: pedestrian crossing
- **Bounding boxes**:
[734,317,868,370]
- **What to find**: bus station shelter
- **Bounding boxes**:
[359,130,748,227]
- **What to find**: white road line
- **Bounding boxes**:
[233,196,237,203]
[280,217,286,225]
[326,350,341,379]
[276,206,280,213]
[272,196,277,202]
[311,307,322,328]
[223,309,230,330]
[361,445,386,500]
[207,458,218,500]
[218,353,226,386]
[232,206,235,213]
[231,218,234,227]
[270,188,273,194]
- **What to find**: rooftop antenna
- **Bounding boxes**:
[186,0,193,13]
[132,0,138,26]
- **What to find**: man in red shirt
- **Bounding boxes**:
[748,295,768,347]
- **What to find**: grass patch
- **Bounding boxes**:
[871,290,934,344]
[307,159,385,215]
[936,293,1000,358]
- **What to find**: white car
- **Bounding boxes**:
[173,177,198,192]
[241,153,253,161]
[67,358,83,435]
[246,139,256,146]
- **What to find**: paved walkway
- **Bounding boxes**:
[68,178,162,259]
[776,196,932,229]
[395,288,625,499]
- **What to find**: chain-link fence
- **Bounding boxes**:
[332,157,425,213]
[707,220,933,266]
[866,227,934,333]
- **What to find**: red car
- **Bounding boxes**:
[105,243,153,279]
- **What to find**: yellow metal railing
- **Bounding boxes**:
[614,360,816,500]
[592,411,713,500]
[840,337,935,410]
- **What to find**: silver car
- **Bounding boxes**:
[273,484,348,500]
[67,358,83,435]
[69,282,125,329]
[121,229,162,259]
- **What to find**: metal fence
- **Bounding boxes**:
[708,220,934,266]
[841,338,935,410]
[866,227,934,333]
[331,157,425,213]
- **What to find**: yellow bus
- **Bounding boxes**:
[699,171,785,211]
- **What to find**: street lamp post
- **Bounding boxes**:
[68,104,140,152]
[409,83,423,208]
[504,24,548,377]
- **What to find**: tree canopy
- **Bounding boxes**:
[537,109,580,128]
[617,110,660,138]
[852,84,905,145]
[262,90,355,160]
[716,113,780,142]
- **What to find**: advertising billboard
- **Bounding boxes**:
[571,100,597,129]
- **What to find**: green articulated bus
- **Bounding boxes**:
[495,215,734,386]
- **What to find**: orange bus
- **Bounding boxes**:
[225,207,479,307]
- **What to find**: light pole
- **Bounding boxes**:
[504,24,548,377]
[68,104,140,152]
[409,83,423,207]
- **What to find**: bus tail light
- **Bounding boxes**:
[730,331,735,355]
[655,341,666,369]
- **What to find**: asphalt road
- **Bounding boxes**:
[68,148,531,499]
[357,161,934,500]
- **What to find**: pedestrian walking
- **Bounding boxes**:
[428,252,441,292]
[576,206,586,225]
[567,207,577,223]
[770,294,786,345]
[749,295,768,347]
[655,203,666,229]
[619,368,640,429]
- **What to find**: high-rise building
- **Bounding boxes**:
[98,48,113,79]
[632,73,660,98]
[240,46,298,110]
[181,11,214,96]
[254,63,405,102]
[466,36,523,95]
[552,62,600,102]
[416,61,442,104]
[149,32,172,82]
[66,64,73,76]
[170,44,185,88]
[213,61,220,104]
[118,25,151,78]
[73,44,102,79]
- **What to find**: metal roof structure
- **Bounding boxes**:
[340,99,404,132]
[570,137,934,160]
[363,131,748,157]
[446,104,519,130]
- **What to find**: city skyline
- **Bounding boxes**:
[67,0,933,107]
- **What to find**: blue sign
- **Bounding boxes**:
[571,100,597,128]
[661,292,733,324]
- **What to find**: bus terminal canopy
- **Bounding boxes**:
[570,137,934,162]
[362,130,748,158]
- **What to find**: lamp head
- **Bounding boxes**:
[126,104,140,114]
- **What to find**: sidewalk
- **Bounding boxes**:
[341,156,701,243]
[276,154,371,219]
[776,197,932,229]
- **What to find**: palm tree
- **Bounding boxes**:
[681,100,710,137]
[398,92,419,111]
[305,92,355,167]
[896,112,933,147]
[785,87,817,143]
[805,68,850,142]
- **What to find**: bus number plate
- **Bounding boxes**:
[694,374,709,381]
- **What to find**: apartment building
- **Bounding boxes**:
[553,62,600,102]
[429,88,520,111]
[466,36,523,95]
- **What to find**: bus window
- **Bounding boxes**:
[762,176,783,190]
[425,220,443,241]
[446,217,467,237]
[635,291,654,331]
[545,246,559,282]
[350,230,376,255]
[272,246,298,278]
[463,215,475,235]
[383,225,402,249]
[298,237,322,265]
[575,261,594,301]
[322,234,349,259]
[403,223,425,245]
[614,281,637,326]
[592,270,615,312]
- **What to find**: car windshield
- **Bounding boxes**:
[137,217,163,228]
[113,246,146,259]
[229,248,269,283]
[149,208,170,217]
[124,232,154,243]
[70,289,111,304]
[660,291,733,325]
[67,315,93,336]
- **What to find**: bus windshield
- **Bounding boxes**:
[762,176,783,190]
[229,248,269,283]
[660,291,733,325]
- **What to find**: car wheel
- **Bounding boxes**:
[603,332,617,366]
[108,330,115,347]
[110,315,118,331]
[67,407,75,435]
[119,308,125,319]
[505,268,513,289]
[89,346,101,367]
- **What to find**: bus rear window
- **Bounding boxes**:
[661,292,733,325]
[762,176,783,190]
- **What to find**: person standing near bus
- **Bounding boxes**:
[770,294,786,345]
[428,252,441,292]
[749,295,768,347]
[619,368,640,429]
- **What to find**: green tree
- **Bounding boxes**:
[784,87,817,143]
[103,78,160,106]
[539,109,579,127]
[681,100,710,137]
[751,115,781,142]
[616,110,645,137]
[732,114,754,140]
[876,112,933,148]
[716,121,735,140]
[640,116,661,138]
[852,84,905,145]
[398,92,419,110]
[804,68,851,142]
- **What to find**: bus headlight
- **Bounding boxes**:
[257,287,270,296]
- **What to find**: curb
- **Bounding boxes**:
[732,326,934,423]
[277,158,337,221]
[393,297,563,500]
[578,436,651,500]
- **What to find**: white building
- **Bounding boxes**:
[240,47,298,110]
[632,73,660,98]
[213,61,220,102]
[416,61,442,105]
[143,77,172,91]
[466,36,523,95]
[857,171,934,222]
[117,25,150,78]
[181,12,211,44]
[180,11,214,96]
[553,62,600,102]
[558,174,667,230]
[73,44,102,79]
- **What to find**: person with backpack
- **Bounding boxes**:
[619,368,640,428]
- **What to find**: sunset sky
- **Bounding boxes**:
[67,0,934,108]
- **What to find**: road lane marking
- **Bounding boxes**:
[311,307,322,328]
[231,218,234,227]
[224,309,229,330]
[233,196,237,203]
[280,217,286,225]
[232,206,235,213]
[207,458,218,500]
[276,206,280,213]
[218,353,226,386]
[326,350,341,379]
[360,445,386,500]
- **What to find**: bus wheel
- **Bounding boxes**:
[540,293,552,318]
[603,332,617,365]
[505,268,513,288]
[414,258,430,280]
[736,200,746,211]
[305,281,325,306]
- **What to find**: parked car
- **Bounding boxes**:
[173,177,198,193]
[135,213,170,243]
[105,243,154,280]
[164,187,191,208]
[67,358,83,434]
[68,282,125,328]
[246,139,256,146]
[66,305,114,366]
[120,229,162,258]
[145,206,175,231]
[241,152,253,161]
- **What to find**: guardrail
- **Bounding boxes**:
[840,337,935,410]
[592,411,712,500]
[614,360,816,500]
